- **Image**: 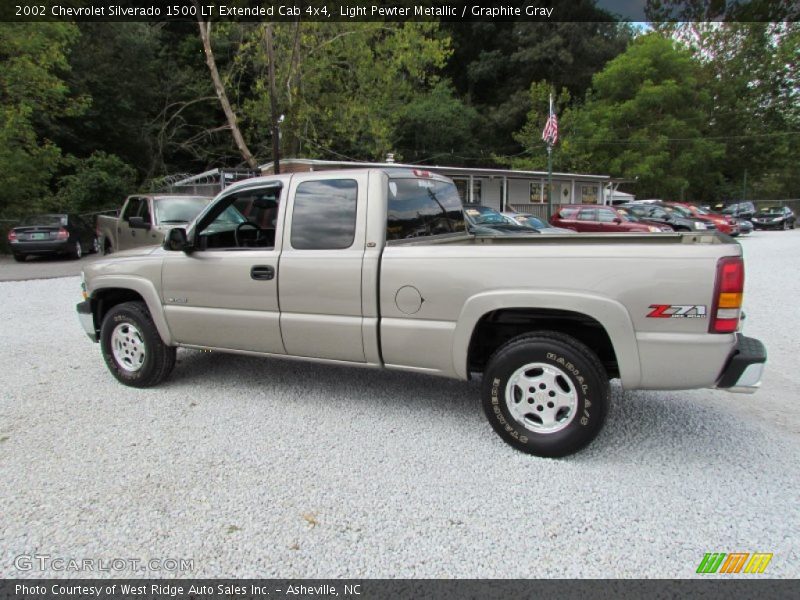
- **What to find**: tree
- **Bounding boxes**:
[231,22,452,163]
[515,34,725,201]
[655,22,800,200]
[55,151,137,213]
[443,12,633,160]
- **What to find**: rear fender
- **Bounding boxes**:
[452,290,641,387]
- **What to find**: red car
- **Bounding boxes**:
[666,202,739,236]
[550,205,673,233]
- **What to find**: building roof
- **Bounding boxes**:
[260,158,610,182]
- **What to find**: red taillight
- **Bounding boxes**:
[709,256,744,333]
[413,169,432,178]
[56,228,69,240]
[8,230,17,242]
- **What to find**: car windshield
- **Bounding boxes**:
[668,205,692,217]
[615,208,637,222]
[757,208,783,216]
[516,215,546,229]
[464,206,507,225]
[18,215,67,227]
[155,197,210,223]
[689,205,709,215]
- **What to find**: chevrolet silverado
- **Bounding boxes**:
[77,168,766,457]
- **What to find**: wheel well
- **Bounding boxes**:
[467,308,619,379]
[91,288,146,330]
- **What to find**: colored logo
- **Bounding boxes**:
[647,304,707,318]
[696,552,773,574]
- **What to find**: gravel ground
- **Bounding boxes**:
[0,230,799,579]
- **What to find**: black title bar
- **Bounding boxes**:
[1,0,797,22]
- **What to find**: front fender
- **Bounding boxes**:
[89,275,173,345]
[451,289,641,388]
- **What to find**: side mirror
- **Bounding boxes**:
[129,216,150,230]
[164,227,192,253]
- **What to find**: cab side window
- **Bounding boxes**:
[121,198,141,221]
[291,179,358,250]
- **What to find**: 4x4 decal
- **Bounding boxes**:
[647,304,707,318]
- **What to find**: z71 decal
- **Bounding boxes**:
[647,304,707,319]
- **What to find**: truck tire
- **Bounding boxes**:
[481,331,609,457]
[100,301,176,388]
[103,239,113,255]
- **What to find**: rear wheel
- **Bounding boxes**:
[71,241,82,259]
[91,237,100,253]
[481,332,609,457]
[100,301,176,387]
[103,239,113,255]
[12,254,26,263]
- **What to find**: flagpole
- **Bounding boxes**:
[546,93,554,221]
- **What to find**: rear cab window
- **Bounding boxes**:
[386,178,465,241]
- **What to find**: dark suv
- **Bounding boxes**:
[717,201,756,220]
[622,203,717,232]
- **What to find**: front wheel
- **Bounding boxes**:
[100,301,176,387]
[481,332,609,457]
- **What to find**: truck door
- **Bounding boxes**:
[117,197,142,251]
[161,182,285,354]
[278,172,368,363]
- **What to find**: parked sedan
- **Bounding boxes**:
[622,203,716,232]
[666,202,739,236]
[550,205,672,233]
[501,211,575,234]
[463,204,536,235]
[751,206,796,230]
[7,213,98,262]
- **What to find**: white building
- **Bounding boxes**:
[261,159,612,219]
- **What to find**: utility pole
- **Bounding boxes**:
[264,24,280,174]
[742,168,747,201]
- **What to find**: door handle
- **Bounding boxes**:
[250,265,275,281]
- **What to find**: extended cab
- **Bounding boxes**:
[77,169,766,457]
[97,194,211,254]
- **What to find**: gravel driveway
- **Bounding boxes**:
[1,231,798,578]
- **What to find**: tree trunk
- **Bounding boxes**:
[263,24,281,174]
[196,19,259,170]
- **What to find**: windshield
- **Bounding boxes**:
[515,215,546,229]
[464,205,507,225]
[19,215,66,227]
[689,205,709,215]
[615,208,637,222]
[757,208,783,216]
[668,205,692,217]
[155,197,210,224]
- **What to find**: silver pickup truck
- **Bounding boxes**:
[96,194,211,254]
[77,168,766,456]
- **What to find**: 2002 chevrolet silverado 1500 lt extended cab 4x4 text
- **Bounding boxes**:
[76,168,767,456]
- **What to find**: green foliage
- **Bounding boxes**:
[393,81,481,163]
[231,22,452,163]
[516,34,726,201]
[443,16,633,157]
[0,22,85,218]
[55,152,137,213]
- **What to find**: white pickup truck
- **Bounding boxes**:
[96,194,211,254]
[77,168,766,456]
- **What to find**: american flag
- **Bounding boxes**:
[542,95,558,145]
